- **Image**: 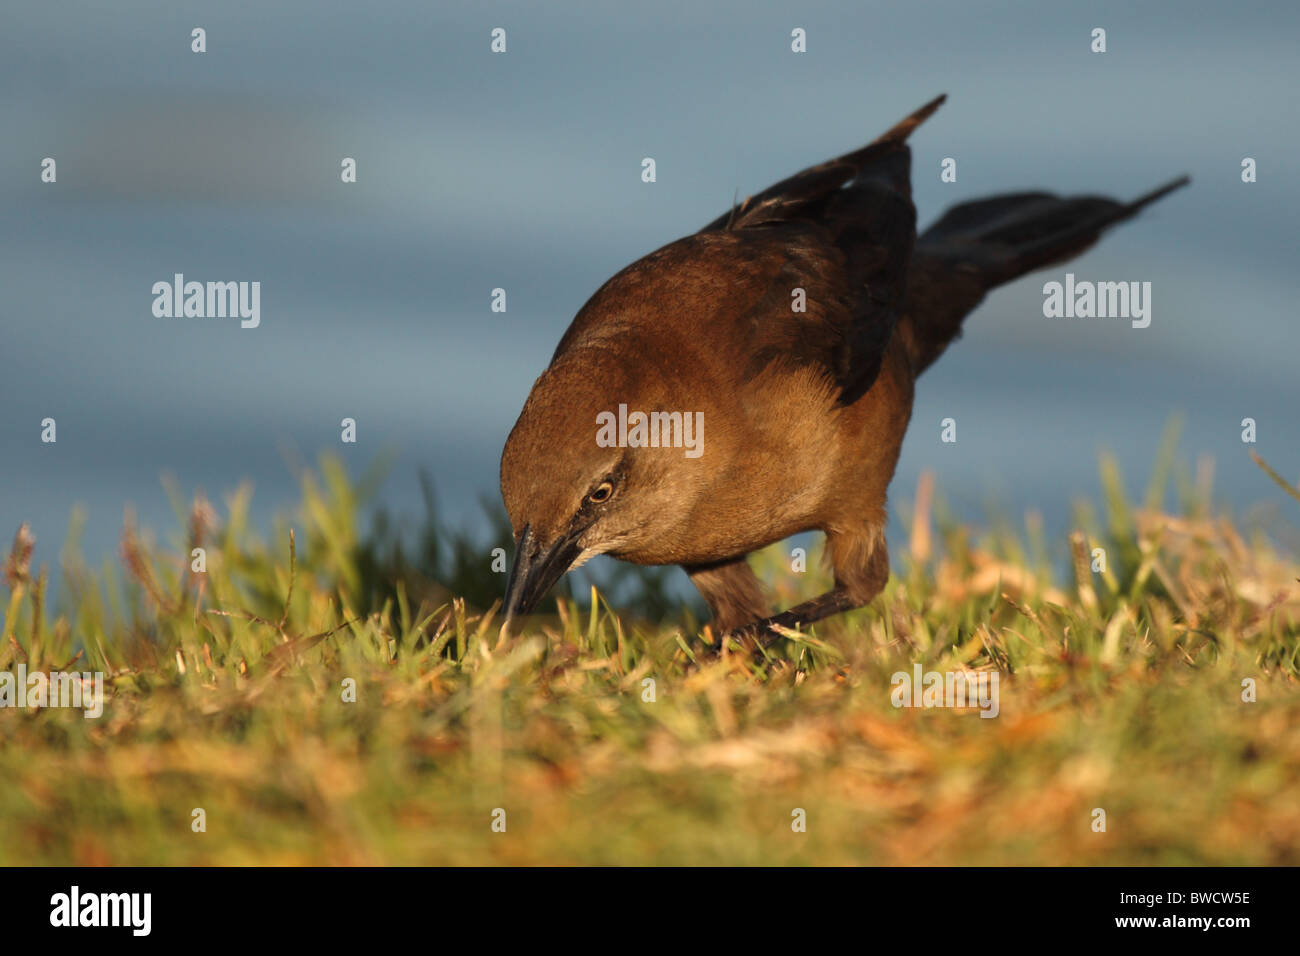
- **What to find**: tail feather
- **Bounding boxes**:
[918,176,1190,285]
[900,176,1189,372]
[1125,175,1192,214]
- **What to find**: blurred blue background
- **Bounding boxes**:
[2,0,1297,594]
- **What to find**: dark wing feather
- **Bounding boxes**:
[698,96,945,404]
[698,94,945,234]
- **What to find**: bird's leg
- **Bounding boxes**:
[726,530,890,649]
[748,587,857,633]
[683,555,771,636]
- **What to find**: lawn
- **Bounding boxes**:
[2,448,1297,865]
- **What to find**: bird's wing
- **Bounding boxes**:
[698,94,945,234]
[698,96,945,405]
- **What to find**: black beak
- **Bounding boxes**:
[501,522,585,629]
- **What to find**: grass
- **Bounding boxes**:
[1,444,1298,866]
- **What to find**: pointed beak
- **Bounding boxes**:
[501,522,585,630]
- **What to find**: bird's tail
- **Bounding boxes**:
[900,176,1190,374]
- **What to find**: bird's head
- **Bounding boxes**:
[498,350,708,625]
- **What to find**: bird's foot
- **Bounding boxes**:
[712,618,804,663]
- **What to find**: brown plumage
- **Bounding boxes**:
[500,95,1187,642]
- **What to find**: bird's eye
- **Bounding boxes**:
[587,480,615,504]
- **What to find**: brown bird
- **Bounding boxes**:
[500,94,1187,643]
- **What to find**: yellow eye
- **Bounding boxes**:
[588,481,614,504]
